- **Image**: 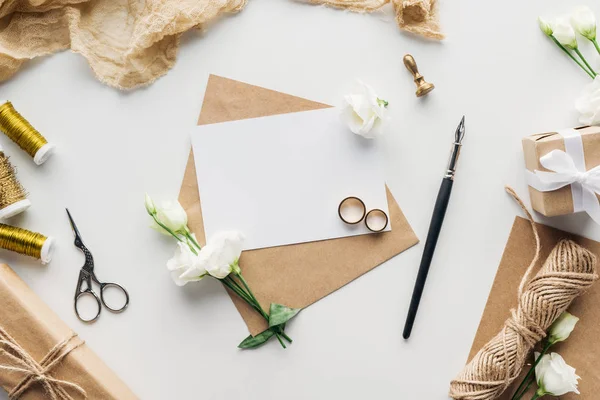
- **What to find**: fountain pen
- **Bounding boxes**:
[403,116,466,340]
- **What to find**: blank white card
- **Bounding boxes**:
[191,108,390,251]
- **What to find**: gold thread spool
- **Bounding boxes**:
[0,144,31,219]
[0,223,54,264]
[0,101,55,165]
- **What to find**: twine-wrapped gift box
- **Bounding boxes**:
[523,126,600,219]
[0,264,137,399]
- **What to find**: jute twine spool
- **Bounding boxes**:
[448,187,599,400]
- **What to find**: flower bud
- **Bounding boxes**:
[144,193,156,215]
[553,17,579,49]
[571,6,596,40]
[153,200,188,233]
[538,17,553,36]
[548,311,579,344]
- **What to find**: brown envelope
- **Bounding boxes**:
[464,216,600,399]
[178,75,419,335]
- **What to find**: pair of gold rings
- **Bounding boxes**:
[338,197,389,233]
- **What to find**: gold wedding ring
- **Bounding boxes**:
[339,197,389,232]
[365,209,389,232]
[338,197,366,225]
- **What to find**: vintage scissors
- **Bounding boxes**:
[67,209,129,323]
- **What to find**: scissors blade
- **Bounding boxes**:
[66,208,95,272]
[66,208,84,242]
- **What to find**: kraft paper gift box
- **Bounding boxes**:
[0,264,137,400]
[523,126,600,218]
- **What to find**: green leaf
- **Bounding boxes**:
[269,303,301,328]
[238,329,275,349]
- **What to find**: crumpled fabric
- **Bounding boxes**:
[0,0,441,90]
[299,0,444,40]
[0,0,246,89]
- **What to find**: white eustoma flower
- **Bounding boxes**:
[167,242,207,286]
[203,231,245,279]
[553,17,579,49]
[576,76,600,125]
[571,6,596,40]
[548,312,579,344]
[535,352,580,396]
[144,193,156,215]
[538,16,553,36]
[340,80,389,139]
[153,200,188,233]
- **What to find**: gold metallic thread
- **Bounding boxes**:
[0,151,27,210]
[0,223,46,260]
[0,101,48,158]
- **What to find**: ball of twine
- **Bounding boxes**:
[449,188,599,400]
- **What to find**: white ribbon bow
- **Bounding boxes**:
[527,149,600,224]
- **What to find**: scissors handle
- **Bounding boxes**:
[74,290,102,323]
[99,281,129,313]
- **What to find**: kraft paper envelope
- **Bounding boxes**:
[464,216,600,399]
[179,75,419,335]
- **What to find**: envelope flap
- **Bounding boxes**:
[197,75,330,125]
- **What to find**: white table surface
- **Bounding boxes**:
[1,0,599,398]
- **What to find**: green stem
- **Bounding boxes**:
[520,378,535,400]
[225,276,247,297]
[223,278,291,341]
[230,274,292,344]
[222,279,258,311]
[183,228,202,250]
[152,215,185,243]
[512,341,553,400]
[236,274,268,319]
[275,332,286,348]
[550,37,595,79]
[574,47,598,76]
[593,38,600,56]
[530,393,541,400]
[279,330,293,343]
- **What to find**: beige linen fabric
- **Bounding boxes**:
[0,0,246,89]
[299,0,444,40]
[0,0,441,90]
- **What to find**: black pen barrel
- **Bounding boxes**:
[403,177,453,339]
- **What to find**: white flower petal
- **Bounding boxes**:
[155,200,188,232]
[340,80,388,139]
[553,17,578,49]
[538,16,553,36]
[166,243,193,271]
[576,77,600,126]
[341,106,366,134]
[571,6,596,40]
[170,270,188,286]
[535,352,580,396]
[549,312,579,343]
[206,263,232,279]
[206,231,244,266]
